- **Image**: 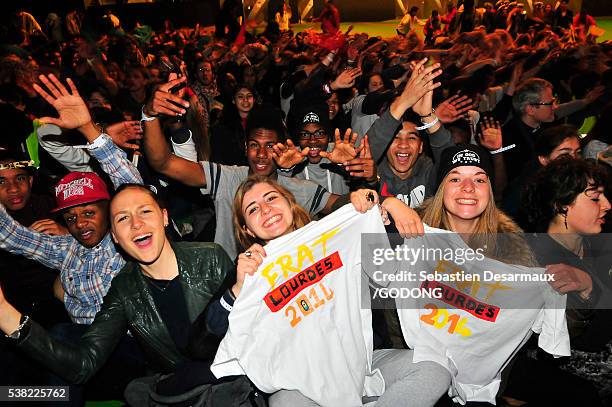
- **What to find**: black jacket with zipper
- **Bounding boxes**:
[17,241,232,384]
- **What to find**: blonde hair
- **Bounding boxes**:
[420,173,536,266]
[233,175,311,250]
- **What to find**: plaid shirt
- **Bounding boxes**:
[0,134,142,324]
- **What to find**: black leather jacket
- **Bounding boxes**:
[18,242,233,383]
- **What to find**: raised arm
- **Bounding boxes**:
[141,75,206,187]
[368,59,443,161]
[33,74,142,188]
[0,278,128,384]
[0,203,68,270]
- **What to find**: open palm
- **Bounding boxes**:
[272,140,308,169]
[33,74,91,130]
[320,129,363,164]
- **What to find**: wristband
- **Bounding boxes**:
[490,144,516,155]
[278,165,296,173]
[415,116,439,131]
[220,295,233,312]
[323,51,336,65]
[141,106,159,122]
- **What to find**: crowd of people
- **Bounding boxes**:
[0,0,611,405]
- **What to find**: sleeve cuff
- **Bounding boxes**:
[219,289,236,312]
[73,133,110,150]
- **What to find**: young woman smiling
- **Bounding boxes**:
[229,175,451,407]
[0,184,235,391]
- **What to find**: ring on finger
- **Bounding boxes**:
[245,250,252,258]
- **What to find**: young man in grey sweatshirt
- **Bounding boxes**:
[367,62,454,208]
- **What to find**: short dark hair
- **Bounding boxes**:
[126,65,150,80]
[534,125,579,158]
[523,158,607,232]
[232,83,257,98]
[246,107,287,142]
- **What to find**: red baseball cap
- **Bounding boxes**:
[52,172,111,213]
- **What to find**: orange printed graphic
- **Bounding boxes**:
[420,303,472,337]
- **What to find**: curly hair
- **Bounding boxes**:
[523,158,607,232]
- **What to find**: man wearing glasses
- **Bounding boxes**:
[501,77,601,184]
[288,104,358,195]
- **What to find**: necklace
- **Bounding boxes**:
[145,276,176,292]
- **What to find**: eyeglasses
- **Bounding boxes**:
[530,97,557,106]
[298,130,327,141]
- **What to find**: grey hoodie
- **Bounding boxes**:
[368,109,454,207]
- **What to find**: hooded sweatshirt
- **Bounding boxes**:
[368,109,454,208]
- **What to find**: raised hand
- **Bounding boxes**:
[506,61,524,95]
[30,219,69,236]
[435,94,475,123]
[478,116,503,151]
[392,58,442,117]
[332,67,362,90]
[584,85,605,105]
[33,74,91,130]
[144,73,190,117]
[106,121,143,150]
[343,135,377,181]
[272,139,308,169]
[320,128,363,163]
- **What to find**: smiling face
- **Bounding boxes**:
[242,182,294,242]
[110,187,169,264]
[327,93,340,119]
[62,201,109,248]
[298,123,329,164]
[442,166,491,233]
[564,184,611,234]
[246,129,279,176]
[386,122,423,179]
[0,166,32,211]
[234,87,255,116]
